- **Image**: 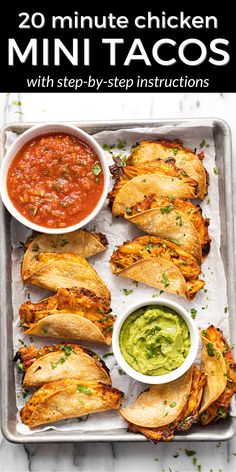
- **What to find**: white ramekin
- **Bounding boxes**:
[112,297,199,385]
[0,122,110,234]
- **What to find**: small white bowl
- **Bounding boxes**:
[112,297,199,385]
[0,122,110,234]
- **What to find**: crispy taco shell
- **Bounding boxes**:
[120,367,193,428]
[21,380,122,428]
[200,326,236,425]
[24,253,110,304]
[17,344,111,388]
[22,230,108,281]
[126,365,207,442]
[125,195,210,262]
[111,174,198,216]
[20,288,114,344]
[110,236,204,299]
[127,140,208,200]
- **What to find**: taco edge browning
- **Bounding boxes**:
[22,252,111,307]
[110,236,205,300]
[127,140,208,200]
[21,380,123,428]
[15,343,111,388]
[110,173,198,217]
[19,288,114,344]
[199,326,236,425]
[22,230,108,281]
[125,194,211,261]
[125,365,207,442]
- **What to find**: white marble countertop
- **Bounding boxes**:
[1,92,236,472]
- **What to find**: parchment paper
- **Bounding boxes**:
[5,119,230,435]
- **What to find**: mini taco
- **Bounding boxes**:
[199,326,236,425]
[124,194,211,263]
[127,140,208,200]
[19,287,114,344]
[110,236,205,299]
[23,252,110,305]
[22,230,108,281]
[109,158,198,216]
[21,379,122,428]
[121,366,207,442]
[15,343,111,388]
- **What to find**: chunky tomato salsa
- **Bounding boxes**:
[7,133,104,228]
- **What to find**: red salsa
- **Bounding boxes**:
[7,133,104,228]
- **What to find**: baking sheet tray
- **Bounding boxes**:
[0,118,235,443]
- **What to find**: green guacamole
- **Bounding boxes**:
[119,305,191,376]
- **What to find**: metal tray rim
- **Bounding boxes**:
[1,117,235,443]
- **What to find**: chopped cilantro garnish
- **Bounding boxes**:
[213,166,219,175]
[200,139,206,148]
[122,289,133,296]
[103,143,115,152]
[77,385,93,395]
[172,147,179,155]
[102,352,114,359]
[169,238,180,245]
[145,243,152,253]
[207,342,215,356]
[18,363,24,374]
[92,163,102,176]
[185,449,196,457]
[170,402,177,407]
[190,308,197,319]
[125,207,132,214]
[160,204,173,214]
[161,272,170,288]
[117,139,126,149]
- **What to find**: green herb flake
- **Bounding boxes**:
[103,143,115,152]
[117,139,126,149]
[172,147,179,156]
[207,198,211,205]
[170,401,177,408]
[122,289,133,296]
[200,139,206,148]
[18,363,24,374]
[43,329,49,336]
[92,163,102,176]
[118,368,126,375]
[169,238,180,245]
[213,166,219,175]
[125,207,132,214]
[190,308,197,319]
[207,342,215,357]
[224,306,228,313]
[103,326,113,336]
[145,243,152,253]
[185,449,196,457]
[22,389,29,399]
[154,457,159,462]
[77,385,93,395]
[32,242,39,252]
[160,204,174,214]
[18,338,25,346]
[192,457,197,465]
[197,465,201,472]
[173,453,179,458]
[161,272,170,288]
[176,215,183,227]
[102,352,114,359]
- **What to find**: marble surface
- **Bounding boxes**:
[0,92,236,472]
